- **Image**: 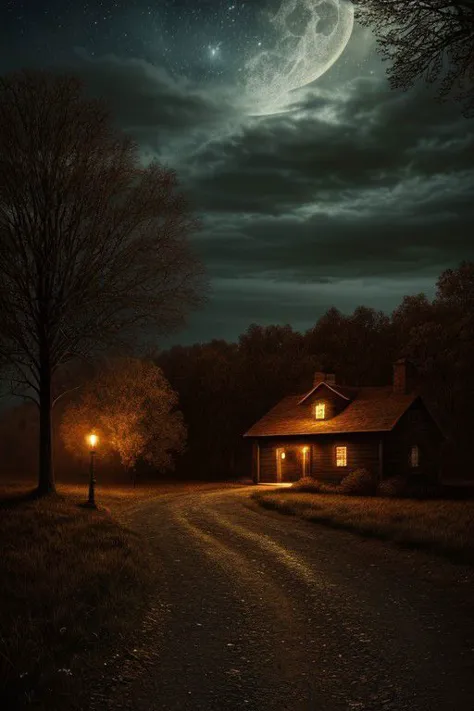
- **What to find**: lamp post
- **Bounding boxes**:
[85,433,98,509]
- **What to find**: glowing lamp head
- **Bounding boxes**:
[281,451,286,460]
[88,433,98,450]
[302,446,309,454]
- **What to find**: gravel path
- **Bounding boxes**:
[95,485,474,711]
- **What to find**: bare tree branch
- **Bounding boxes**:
[354,0,474,115]
[0,70,207,494]
[52,385,82,409]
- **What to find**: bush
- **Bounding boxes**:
[377,475,408,498]
[319,482,342,495]
[292,477,323,493]
[293,471,378,497]
[339,468,378,496]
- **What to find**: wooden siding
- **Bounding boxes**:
[311,434,380,482]
[383,401,442,482]
[251,442,259,484]
[257,434,381,484]
[259,439,310,483]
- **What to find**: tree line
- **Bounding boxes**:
[2,261,472,485]
[156,262,474,481]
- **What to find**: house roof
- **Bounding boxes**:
[244,385,420,438]
[298,381,353,404]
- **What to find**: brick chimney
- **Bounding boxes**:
[313,372,336,387]
[393,359,416,394]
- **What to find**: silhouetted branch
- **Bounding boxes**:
[0,70,207,493]
[354,0,474,115]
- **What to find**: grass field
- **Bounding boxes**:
[0,481,163,710]
[253,488,474,564]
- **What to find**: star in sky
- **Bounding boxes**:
[208,43,222,60]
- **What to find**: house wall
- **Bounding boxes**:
[251,442,259,484]
[311,434,380,482]
[256,434,380,484]
[383,400,442,482]
[258,438,310,483]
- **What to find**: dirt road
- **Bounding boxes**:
[96,485,474,711]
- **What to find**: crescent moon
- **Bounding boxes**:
[245,0,354,116]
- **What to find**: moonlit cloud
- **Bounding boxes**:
[2,1,473,345]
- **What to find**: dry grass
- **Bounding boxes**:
[0,481,159,709]
[253,489,474,564]
[0,478,242,709]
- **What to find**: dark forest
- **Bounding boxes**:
[1,261,472,485]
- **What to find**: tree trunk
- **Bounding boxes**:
[37,356,55,495]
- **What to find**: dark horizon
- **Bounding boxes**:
[166,270,440,346]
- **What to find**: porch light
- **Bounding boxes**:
[281,451,286,460]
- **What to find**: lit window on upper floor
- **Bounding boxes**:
[315,402,325,420]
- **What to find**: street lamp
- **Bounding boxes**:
[85,432,99,509]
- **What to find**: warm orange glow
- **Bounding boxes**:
[301,446,309,476]
[336,446,347,467]
[315,402,325,420]
[281,451,286,460]
[87,433,98,450]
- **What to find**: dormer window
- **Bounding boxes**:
[315,402,325,420]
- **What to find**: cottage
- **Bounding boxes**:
[244,360,443,485]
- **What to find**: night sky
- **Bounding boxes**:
[2,0,474,344]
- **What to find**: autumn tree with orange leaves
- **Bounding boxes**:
[61,358,186,483]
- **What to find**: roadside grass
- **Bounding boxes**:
[253,489,474,564]
[0,481,160,710]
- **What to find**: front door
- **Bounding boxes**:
[276,447,303,483]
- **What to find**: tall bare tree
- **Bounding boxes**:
[0,70,206,495]
[355,1,474,114]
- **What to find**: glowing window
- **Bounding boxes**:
[336,446,347,467]
[315,402,326,420]
[410,445,419,468]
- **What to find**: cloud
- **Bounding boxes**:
[47,42,474,341]
[194,198,474,281]
[186,77,474,215]
[68,49,240,157]
[180,73,474,338]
